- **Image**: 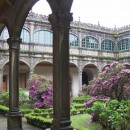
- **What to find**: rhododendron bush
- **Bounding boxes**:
[84,62,130,108]
[27,74,53,109]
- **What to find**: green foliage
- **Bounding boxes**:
[0,88,28,107]
[71,114,103,130]
[87,100,130,130]
[0,92,9,106]
[0,105,9,115]
[84,62,130,101]
[25,113,52,129]
[72,96,91,104]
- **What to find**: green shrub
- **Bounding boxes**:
[88,100,130,130]
[25,113,52,129]
[73,103,84,109]
[0,105,9,115]
[0,88,28,107]
[72,96,91,104]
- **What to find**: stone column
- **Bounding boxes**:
[0,68,3,94]
[78,70,82,93]
[7,37,22,130]
[49,12,73,130]
[29,68,34,79]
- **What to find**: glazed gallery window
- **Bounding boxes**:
[101,39,115,51]
[69,34,79,47]
[21,29,30,43]
[118,38,130,50]
[33,30,53,45]
[2,28,30,43]
[82,36,99,49]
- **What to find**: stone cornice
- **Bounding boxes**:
[26,12,130,34]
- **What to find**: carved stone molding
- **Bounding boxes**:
[7,37,21,50]
[48,12,73,28]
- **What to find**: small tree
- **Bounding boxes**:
[28,74,53,109]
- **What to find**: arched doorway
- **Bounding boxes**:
[3,61,30,93]
[82,64,99,85]
[82,71,88,85]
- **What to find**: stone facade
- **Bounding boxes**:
[0,12,130,96]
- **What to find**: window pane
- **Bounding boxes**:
[101,40,115,51]
[21,29,30,43]
[69,34,79,47]
[34,30,53,45]
[118,38,130,50]
[82,36,98,49]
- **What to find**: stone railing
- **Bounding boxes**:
[1,40,130,59]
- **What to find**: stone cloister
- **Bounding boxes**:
[0,0,74,130]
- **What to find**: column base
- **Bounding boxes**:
[51,119,73,130]
[7,111,23,130]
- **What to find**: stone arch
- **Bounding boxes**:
[69,60,79,69]
[82,34,99,41]
[82,63,99,85]
[34,60,53,77]
[33,29,53,33]
[101,38,115,43]
[102,64,110,72]
[33,59,53,69]
[22,26,30,33]
[117,37,130,43]
[2,60,30,92]
[19,58,30,69]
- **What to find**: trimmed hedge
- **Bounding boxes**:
[0,105,9,115]
[72,96,91,104]
[25,113,52,129]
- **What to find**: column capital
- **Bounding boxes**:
[78,70,82,74]
[7,37,22,50]
[48,12,73,28]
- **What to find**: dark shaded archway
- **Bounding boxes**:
[82,64,99,85]
[82,71,88,85]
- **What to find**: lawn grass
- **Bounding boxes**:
[71,114,104,130]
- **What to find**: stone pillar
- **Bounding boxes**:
[0,68,3,94]
[78,70,82,92]
[29,68,34,79]
[49,12,73,130]
[7,37,22,130]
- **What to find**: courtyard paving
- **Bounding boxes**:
[0,114,42,130]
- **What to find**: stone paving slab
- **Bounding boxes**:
[0,115,76,130]
[0,115,42,130]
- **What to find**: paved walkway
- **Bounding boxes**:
[0,114,43,130]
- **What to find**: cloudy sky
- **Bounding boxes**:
[32,0,130,28]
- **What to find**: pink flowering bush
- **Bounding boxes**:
[28,74,53,109]
[86,62,130,102]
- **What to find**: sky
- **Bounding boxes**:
[32,0,130,28]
